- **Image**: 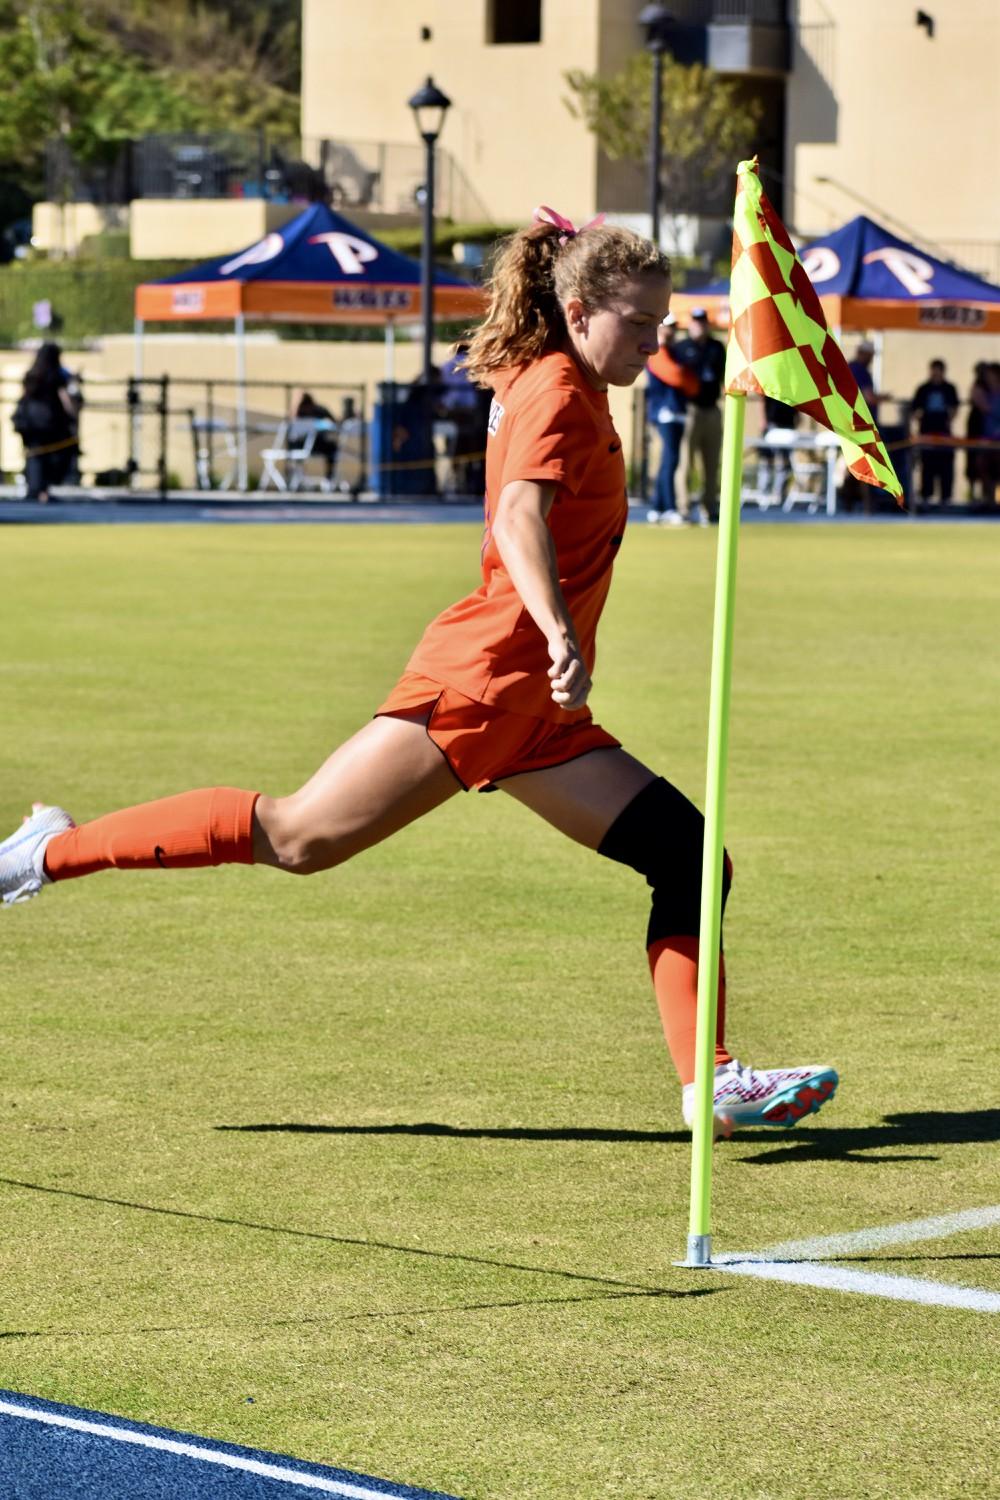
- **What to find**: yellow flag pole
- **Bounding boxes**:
[681,389,746,1268]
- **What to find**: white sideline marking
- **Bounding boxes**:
[0,1399,413,1497]
[713,1204,1000,1313]
[720,1204,1000,1264]
[718,1259,1000,1312]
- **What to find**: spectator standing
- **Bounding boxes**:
[982,362,1000,504]
[840,339,886,513]
[437,342,490,495]
[966,362,991,502]
[674,308,726,524]
[60,359,83,484]
[910,359,959,506]
[644,314,698,526]
[847,339,880,419]
[12,342,79,504]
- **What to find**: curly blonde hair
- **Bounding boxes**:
[463,221,671,386]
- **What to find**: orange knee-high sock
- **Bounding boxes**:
[648,935,731,1087]
[43,787,259,881]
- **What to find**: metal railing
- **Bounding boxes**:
[0,372,367,499]
[934,241,1000,287]
[667,0,789,23]
[0,373,497,501]
[43,132,492,223]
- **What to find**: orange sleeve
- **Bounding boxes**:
[648,349,700,398]
[500,390,594,496]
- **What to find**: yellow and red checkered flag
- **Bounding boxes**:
[725,159,903,500]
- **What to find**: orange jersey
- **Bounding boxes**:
[406,350,628,722]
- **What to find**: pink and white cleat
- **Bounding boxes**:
[683,1058,838,1131]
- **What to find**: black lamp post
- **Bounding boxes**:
[639,4,673,248]
[408,76,452,385]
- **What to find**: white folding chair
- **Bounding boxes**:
[258,421,292,491]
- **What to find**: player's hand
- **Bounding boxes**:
[547,634,591,710]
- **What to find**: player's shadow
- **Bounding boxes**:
[735,1109,1000,1165]
[216,1122,692,1143]
[217,1109,1000,1165]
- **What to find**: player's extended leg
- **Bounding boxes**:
[501,747,837,1129]
[253,713,459,872]
[1,714,458,903]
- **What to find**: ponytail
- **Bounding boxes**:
[463,223,564,385]
[464,218,671,387]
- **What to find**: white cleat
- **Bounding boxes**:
[0,803,75,906]
[683,1058,839,1132]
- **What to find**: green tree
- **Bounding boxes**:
[565,53,762,221]
[0,0,301,215]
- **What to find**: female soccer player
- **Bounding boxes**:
[1,208,837,1133]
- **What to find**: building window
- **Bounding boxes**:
[487,0,542,45]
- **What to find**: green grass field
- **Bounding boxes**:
[2,521,998,1499]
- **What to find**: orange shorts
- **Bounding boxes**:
[376,671,620,791]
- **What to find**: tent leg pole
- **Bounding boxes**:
[236,314,248,491]
[132,317,144,492]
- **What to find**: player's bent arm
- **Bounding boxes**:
[491,479,591,710]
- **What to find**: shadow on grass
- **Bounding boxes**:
[0,1286,712,1343]
[216,1109,1000,1164]
[735,1109,1000,1165]
[217,1122,693,1143]
[0,1175,722,1318]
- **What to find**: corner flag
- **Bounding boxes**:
[682,161,899,1270]
[726,158,902,499]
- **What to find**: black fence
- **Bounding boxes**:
[0,372,368,499]
[0,373,497,501]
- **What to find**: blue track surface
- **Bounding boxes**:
[0,1390,463,1499]
[2,490,995,527]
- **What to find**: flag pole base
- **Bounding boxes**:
[675,1233,713,1268]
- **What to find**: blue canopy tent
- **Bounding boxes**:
[135,202,485,487]
[671,214,1000,335]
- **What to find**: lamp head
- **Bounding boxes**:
[408,76,452,142]
[639,3,674,53]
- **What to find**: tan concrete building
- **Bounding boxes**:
[302,0,1000,276]
[301,0,645,227]
[33,2,1000,278]
[788,0,1000,280]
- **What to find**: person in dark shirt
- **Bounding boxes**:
[12,342,79,503]
[966,362,990,501]
[673,308,726,524]
[841,340,887,513]
[847,340,880,421]
[437,342,490,495]
[981,362,1000,505]
[294,391,339,486]
[910,359,959,506]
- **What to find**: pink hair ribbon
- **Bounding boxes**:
[533,204,607,246]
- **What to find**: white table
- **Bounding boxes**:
[742,430,840,516]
